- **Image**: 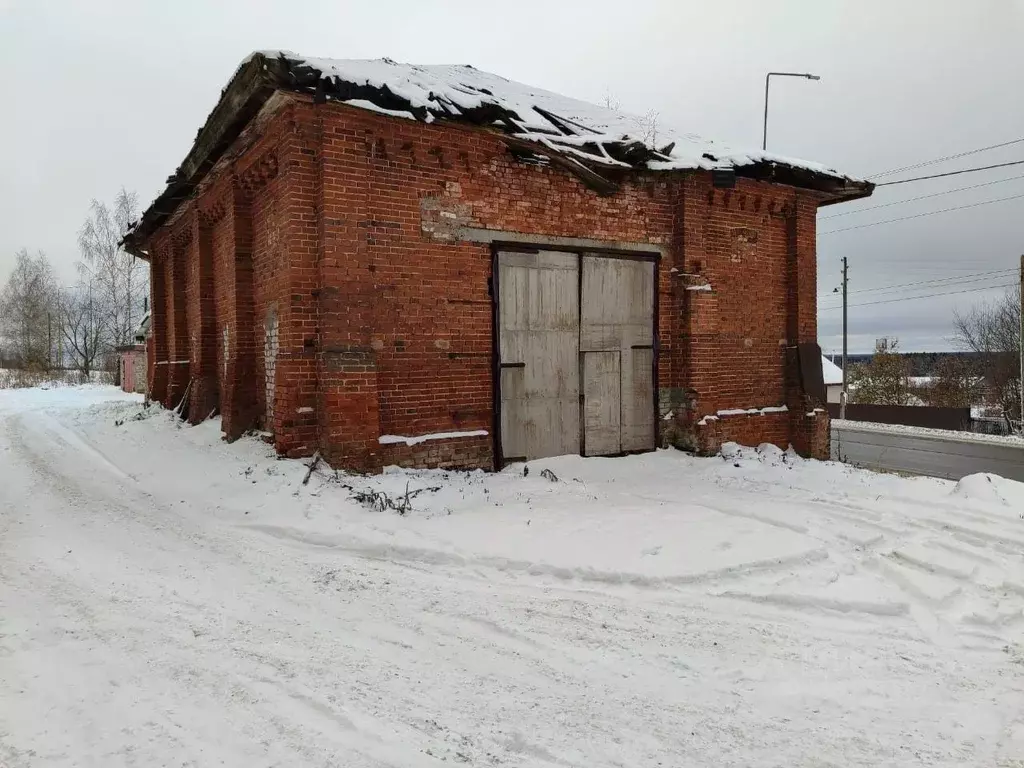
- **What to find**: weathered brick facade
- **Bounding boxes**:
[137,92,845,472]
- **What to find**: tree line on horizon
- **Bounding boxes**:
[0,189,148,384]
[847,297,1022,431]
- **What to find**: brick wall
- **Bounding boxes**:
[142,93,832,471]
[145,333,155,399]
[695,412,792,455]
[304,101,677,470]
[131,349,146,394]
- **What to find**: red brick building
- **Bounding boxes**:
[123,51,871,472]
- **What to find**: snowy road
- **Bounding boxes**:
[3,387,1024,766]
[832,419,1024,482]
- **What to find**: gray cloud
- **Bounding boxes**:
[2,0,1022,352]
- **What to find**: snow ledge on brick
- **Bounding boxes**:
[716,405,789,417]
[379,430,489,447]
[341,98,417,121]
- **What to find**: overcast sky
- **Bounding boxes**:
[2,0,1022,354]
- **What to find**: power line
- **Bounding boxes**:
[820,174,1024,220]
[818,191,1024,235]
[819,282,1017,310]
[818,272,1017,304]
[818,277,1014,306]
[870,137,1024,178]
[848,268,1017,293]
[875,159,1024,187]
[860,264,1019,272]
[818,268,1017,299]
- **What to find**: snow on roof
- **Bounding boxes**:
[253,50,861,183]
[123,50,872,256]
[821,355,843,386]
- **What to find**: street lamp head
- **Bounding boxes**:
[805,74,821,80]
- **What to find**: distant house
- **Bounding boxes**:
[822,355,843,403]
[122,51,871,471]
[117,313,150,394]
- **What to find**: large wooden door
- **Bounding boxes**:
[580,255,655,455]
[496,249,655,464]
[497,250,580,462]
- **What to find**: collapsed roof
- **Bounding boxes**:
[124,50,873,255]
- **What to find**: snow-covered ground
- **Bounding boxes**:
[3,387,1024,767]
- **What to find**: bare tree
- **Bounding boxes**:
[638,109,660,147]
[57,282,104,379]
[954,288,1021,425]
[77,189,148,350]
[850,338,912,405]
[920,355,982,409]
[0,249,57,369]
[602,93,659,146]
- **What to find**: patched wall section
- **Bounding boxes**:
[264,307,279,431]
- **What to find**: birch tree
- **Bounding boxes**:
[77,189,148,349]
[57,282,104,378]
[0,249,58,369]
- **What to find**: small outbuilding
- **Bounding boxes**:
[122,51,872,471]
[117,313,150,394]
[822,355,844,404]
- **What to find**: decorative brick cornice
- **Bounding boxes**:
[708,188,796,216]
[238,150,279,194]
[170,218,194,251]
[198,193,229,227]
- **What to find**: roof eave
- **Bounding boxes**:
[817,182,875,206]
[122,53,287,256]
[734,161,874,204]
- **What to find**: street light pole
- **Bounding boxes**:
[762,71,821,151]
[841,256,848,420]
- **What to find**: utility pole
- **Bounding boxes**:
[1019,254,1023,434]
[841,256,849,419]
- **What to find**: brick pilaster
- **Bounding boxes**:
[786,195,830,459]
[223,185,260,439]
[265,105,320,458]
[314,103,381,470]
[187,212,219,424]
[149,243,168,404]
[163,238,189,409]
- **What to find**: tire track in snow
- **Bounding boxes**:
[713,590,911,618]
[244,520,830,588]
